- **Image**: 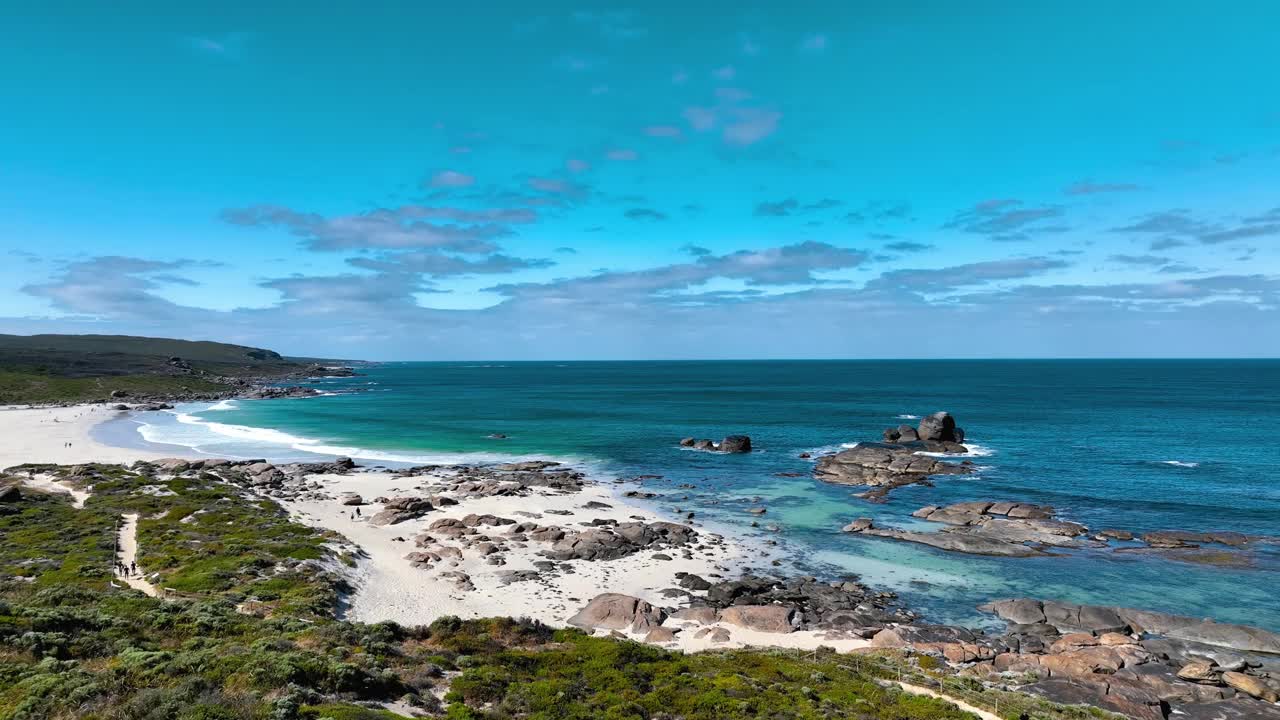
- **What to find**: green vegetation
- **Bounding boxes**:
[0,463,1121,720]
[0,332,324,403]
[0,334,297,375]
[2,463,341,615]
[0,370,230,405]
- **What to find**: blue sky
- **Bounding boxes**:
[2,1,1278,359]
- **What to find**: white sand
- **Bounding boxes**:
[285,471,870,653]
[20,473,91,508]
[116,513,159,597]
[0,405,191,470]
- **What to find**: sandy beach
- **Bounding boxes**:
[5,404,871,653]
[283,470,872,653]
[0,404,196,469]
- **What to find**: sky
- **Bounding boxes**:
[1,1,1278,359]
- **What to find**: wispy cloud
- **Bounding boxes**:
[624,208,668,221]
[427,170,476,188]
[1064,180,1141,195]
[222,205,510,253]
[944,199,1066,240]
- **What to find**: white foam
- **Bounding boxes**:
[206,399,238,411]
[797,442,852,458]
[895,414,920,420]
[915,440,995,459]
[136,404,605,470]
[1160,460,1200,468]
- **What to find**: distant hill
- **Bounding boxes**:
[0,333,303,378]
[0,333,330,404]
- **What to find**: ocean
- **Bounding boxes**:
[102,360,1280,631]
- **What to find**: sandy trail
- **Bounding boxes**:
[116,513,159,597]
[895,682,1002,720]
[21,474,90,508]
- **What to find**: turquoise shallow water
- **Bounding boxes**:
[122,360,1280,630]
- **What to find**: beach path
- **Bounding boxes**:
[893,681,1002,720]
[117,514,159,597]
[21,474,90,508]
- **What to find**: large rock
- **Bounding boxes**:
[983,598,1280,655]
[872,624,981,648]
[1176,700,1280,719]
[1221,671,1279,702]
[814,442,973,499]
[568,593,667,634]
[718,435,752,453]
[0,480,21,503]
[917,411,960,442]
[717,605,798,633]
[1177,660,1221,683]
[985,598,1047,625]
[1024,678,1165,720]
[540,521,696,562]
[700,575,907,630]
[671,606,718,624]
[843,519,1047,557]
[369,497,434,526]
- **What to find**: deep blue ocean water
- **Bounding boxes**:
[114,360,1280,630]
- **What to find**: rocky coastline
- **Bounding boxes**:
[33,445,1271,720]
[26,362,365,408]
[10,403,1278,720]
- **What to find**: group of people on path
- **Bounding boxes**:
[114,559,138,577]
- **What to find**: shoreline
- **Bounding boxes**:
[4,403,870,653]
[0,404,202,469]
[10,401,1280,717]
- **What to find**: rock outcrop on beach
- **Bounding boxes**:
[955,598,1280,718]
[540,520,697,561]
[568,593,667,633]
[695,574,913,631]
[982,599,1280,655]
[567,573,911,639]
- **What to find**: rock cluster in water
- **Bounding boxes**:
[812,411,974,501]
[884,410,966,444]
[840,500,1272,566]
[678,434,752,453]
